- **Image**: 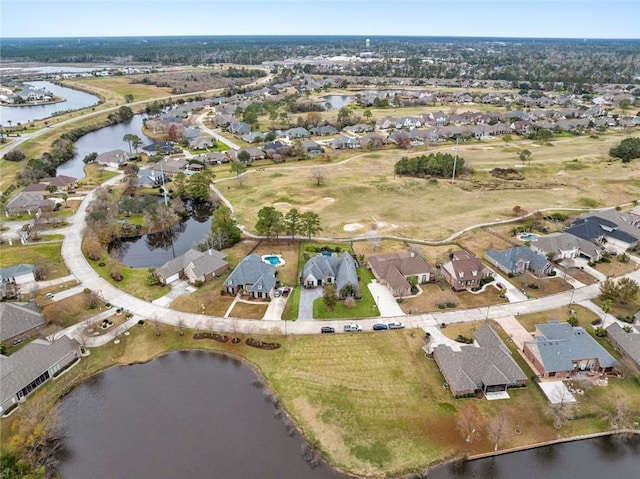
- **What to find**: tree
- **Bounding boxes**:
[230,161,247,186]
[502,134,512,146]
[124,93,134,103]
[211,205,241,248]
[122,133,136,155]
[237,150,251,164]
[186,170,215,202]
[617,277,639,304]
[456,403,481,444]
[486,415,509,451]
[3,149,26,162]
[300,211,322,239]
[310,167,328,186]
[255,206,284,239]
[284,208,301,239]
[609,137,640,163]
[337,106,352,127]
[322,284,338,310]
[207,228,229,251]
[363,109,373,122]
[518,149,532,165]
[599,279,621,303]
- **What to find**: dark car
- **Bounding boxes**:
[496,283,506,289]
[321,326,335,334]
[372,323,388,331]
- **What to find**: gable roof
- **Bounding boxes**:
[485,246,552,273]
[368,252,431,292]
[0,302,46,342]
[525,321,618,372]
[225,254,276,294]
[0,336,80,408]
[433,325,527,396]
[606,323,640,366]
[303,252,358,292]
[0,264,35,281]
[6,192,55,212]
[566,216,638,244]
[532,232,602,259]
[441,250,488,282]
[157,249,227,280]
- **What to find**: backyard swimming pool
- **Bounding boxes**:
[261,254,286,266]
[519,233,539,242]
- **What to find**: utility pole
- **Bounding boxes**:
[160,160,168,206]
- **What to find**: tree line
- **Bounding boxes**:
[394,152,465,178]
[255,206,322,240]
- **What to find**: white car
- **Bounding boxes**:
[343,323,362,332]
[387,321,405,330]
[45,293,55,299]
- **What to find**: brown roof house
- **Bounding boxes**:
[440,250,492,291]
[367,252,432,297]
[156,249,228,285]
[523,321,618,379]
[431,325,527,398]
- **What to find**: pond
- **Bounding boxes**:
[321,95,354,110]
[0,81,99,125]
[109,201,214,268]
[57,351,351,479]
[57,114,153,179]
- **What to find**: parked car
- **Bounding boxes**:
[387,321,405,330]
[282,287,291,297]
[273,289,282,297]
[45,293,55,299]
[372,323,388,331]
[321,326,335,334]
[496,283,506,289]
[343,323,362,332]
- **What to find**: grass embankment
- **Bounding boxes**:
[6,323,637,478]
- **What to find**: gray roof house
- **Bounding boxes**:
[1,336,81,415]
[529,232,602,262]
[431,325,527,398]
[0,302,46,344]
[523,321,618,379]
[96,149,133,168]
[0,264,36,284]
[606,323,640,369]
[484,246,554,277]
[189,135,216,150]
[6,192,55,215]
[225,254,276,299]
[565,216,639,251]
[301,252,360,299]
[156,249,228,285]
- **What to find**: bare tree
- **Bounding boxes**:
[605,394,632,429]
[547,399,573,429]
[153,315,161,337]
[310,167,328,186]
[208,228,228,251]
[486,414,509,451]
[456,403,482,444]
[177,318,185,336]
[368,236,381,252]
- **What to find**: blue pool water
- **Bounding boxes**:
[263,255,283,265]
[520,233,539,241]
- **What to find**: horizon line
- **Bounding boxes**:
[2,34,639,41]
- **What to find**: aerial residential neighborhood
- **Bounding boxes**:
[0,7,639,478]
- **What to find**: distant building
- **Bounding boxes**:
[0,302,46,345]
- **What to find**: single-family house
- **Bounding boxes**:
[430,325,528,398]
[225,254,276,299]
[228,122,251,136]
[440,250,492,291]
[606,323,640,370]
[0,302,47,345]
[523,321,618,379]
[285,127,311,139]
[529,232,603,262]
[302,139,323,154]
[367,252,432,297]
[0,264,36,284]
[1,336,81,415]
[189,135,216,150]
[234,147,266,162]
[6,192,55,215]
[301,252,360,298]
[156,249,229,285]
[96,149,133,168]
[310,125,338,136]
[331,136,361,149]
[36,175,77,191]
[565,216,638,252]
[142,142,177,155]
[484,246,554,277]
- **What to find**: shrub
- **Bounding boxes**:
[591,318,602,326]
[594,327,607,338]
[138,319,145,325]
[567,316,578,327]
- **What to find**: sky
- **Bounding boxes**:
[1,0,639,39]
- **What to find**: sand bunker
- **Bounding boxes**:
[273,202,292,209]
[343,223,364,232]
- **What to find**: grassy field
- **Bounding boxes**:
[0,242,69,279]
[66,77,172,103]
[221,132,640,240]
[89,257,168,302]
[312,267,380,319]
[229,300,268,319]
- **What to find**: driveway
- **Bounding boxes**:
[152,280,196,308]
[298,287,322,321]
[492,273,528,302]
[263,293,288,321]
[368,281,405,317]
[494,315,533,350]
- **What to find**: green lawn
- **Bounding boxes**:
[89,258,168,301]
[0,242,69,279]
[313,267,380,319]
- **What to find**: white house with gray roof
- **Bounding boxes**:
[301,252,360,299]
[523,321,618,379]
[1,336,81,415]
[225,254,276,299]
[431,325,527,398]
[529,232,602,262]
[0,264,35,284]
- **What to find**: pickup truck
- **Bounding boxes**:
[343,323,362,332]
